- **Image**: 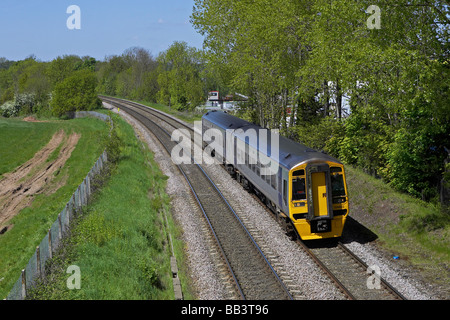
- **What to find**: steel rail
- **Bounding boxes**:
[338,242,407,300]
[296,240,356,300]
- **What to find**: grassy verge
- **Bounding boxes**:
[346,165,449,288]
[25,113,194,299]
[0,116,108,299]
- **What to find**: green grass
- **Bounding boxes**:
[0,116,108,299]
[24,113,195,300]
[346,165,449,288]
[0,118,58,179]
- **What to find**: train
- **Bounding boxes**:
[201,110,349,240]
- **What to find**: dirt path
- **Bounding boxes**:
[0,130,80,230]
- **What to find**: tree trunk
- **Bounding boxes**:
[336,79,342,120]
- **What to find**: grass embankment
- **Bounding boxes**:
[346,166,449,288]
[0,116,108,299]
[25,113,193,299]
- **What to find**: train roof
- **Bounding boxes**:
[202,110,341,169]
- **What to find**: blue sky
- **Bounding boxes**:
[0,0,204,61]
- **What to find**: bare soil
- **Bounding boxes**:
[0,130,80,230]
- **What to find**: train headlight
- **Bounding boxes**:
[294,202,305,207]
[333,197,346,204]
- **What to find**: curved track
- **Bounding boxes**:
[100,96,293,300]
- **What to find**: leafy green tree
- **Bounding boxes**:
[47,55,83,86]
[157,41,204,110]
[192,0,449,203]
[51,69,100,117]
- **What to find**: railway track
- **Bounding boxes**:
[100,96,293,300]
[299,240,406,300]
[100,96,406,301]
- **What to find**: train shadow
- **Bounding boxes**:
[341,216,379,244]
[304,216,378,249]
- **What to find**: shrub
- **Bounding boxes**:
[0,93,39,117]
[50,69,101,117]
[0,101,18,117]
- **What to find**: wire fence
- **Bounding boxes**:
[6,111,110,300]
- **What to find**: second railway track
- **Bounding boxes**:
[101,96,293,300]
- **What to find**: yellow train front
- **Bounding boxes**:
[202,110,349,241]
[287,161,349,240]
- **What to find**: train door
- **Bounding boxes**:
[306,164,334,233]
[311,172,328,217]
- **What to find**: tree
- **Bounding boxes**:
[47,55,83,86]
[51,69,100,117]
[192,0,450,202]
[192,0,312,129]
[157,41,204,110]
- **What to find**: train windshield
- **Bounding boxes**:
[331,174,346,197]
[292,178,306,200]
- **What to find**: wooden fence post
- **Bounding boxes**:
[36,246,41,277]
[21,269,26,299]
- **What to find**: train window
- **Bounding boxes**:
[283,179,287,204]
[331,174,346,197]
[292,178,306,200]
[237,145,244,164]
[293,169,305,176]
[271,174,277,190]
[265,173,271,185]
[330,167,342,173]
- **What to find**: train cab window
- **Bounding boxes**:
[330,167,342,173]
[283,179,287,205]
[331,173,346,197]
[293,169,305,176]
[292,178,306,200]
